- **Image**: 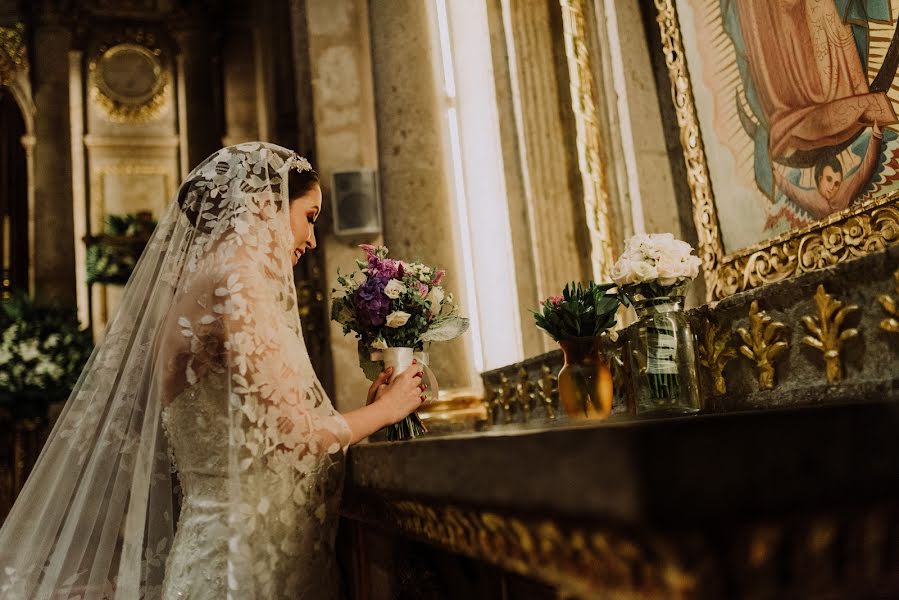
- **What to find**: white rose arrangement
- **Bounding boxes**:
[611,233,702,298]
[0,294,92,410]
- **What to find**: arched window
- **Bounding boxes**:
[0,89,27,298]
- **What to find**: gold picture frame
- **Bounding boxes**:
[654,0,899,301]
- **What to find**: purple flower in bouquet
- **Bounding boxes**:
[361,244,402,280]
[371,258,402,281]
[354,278,390,326]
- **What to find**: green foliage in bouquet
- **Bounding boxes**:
[0,293,93,411]
[533,282,620,341]
[86,212,157,286]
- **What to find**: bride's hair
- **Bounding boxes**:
[287,167,320,201]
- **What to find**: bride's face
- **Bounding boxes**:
[288,183,322,265]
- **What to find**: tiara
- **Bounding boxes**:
[293,155,313,173]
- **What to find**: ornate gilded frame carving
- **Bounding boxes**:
[0,23,27,86]
[560,0,616,279]
[654,0,899,301]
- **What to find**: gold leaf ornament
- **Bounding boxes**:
[697,320,737,395]
[801,285,859,384]
[877,269,899,334]
[737,301,789,391]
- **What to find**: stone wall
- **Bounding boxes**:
[305,0,383,411]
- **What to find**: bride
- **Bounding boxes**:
[0,142,426,599]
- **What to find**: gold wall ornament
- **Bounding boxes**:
[698,320,737,395]
[654,0,899,301]
[0,23,27,85]
[538,364,558,420]
[497,373,515,424]
[801,285,859,384]
[515,367,536,422]
[736,301,789,391]
[560,0,616,279]
[89,42,169,123]
[877,268,899,334]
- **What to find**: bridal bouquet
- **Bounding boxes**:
[331,245,469,439]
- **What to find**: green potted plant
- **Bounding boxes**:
[533,282,620,419]
[85,212,157,286]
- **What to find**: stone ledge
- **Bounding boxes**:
[346,400,899,527]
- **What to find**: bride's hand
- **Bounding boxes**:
[372,360,426,426]
[366,367,393,405]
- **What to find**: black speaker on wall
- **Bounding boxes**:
[330,169,381,238]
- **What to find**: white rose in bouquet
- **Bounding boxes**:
[632,261,658,282]
[655,254,682,286]
[611,258,636,286]
[683,253,702,280]
[385,311,411,328]
[371,336,388,350]
[612,233,701,291]
[384,279,406,300]
[425,286,445,308]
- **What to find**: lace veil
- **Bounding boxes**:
[0,142,351,598]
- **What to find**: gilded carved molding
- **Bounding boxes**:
[0,23,27,86]
[349,497,899,599]
[386,499,693,599]
[654,0,899,300]
[559,0,616,280]
[485,360,560,426]
[653,0,723,298]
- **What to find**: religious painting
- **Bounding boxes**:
[656,0,899,299]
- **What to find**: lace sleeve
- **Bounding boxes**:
[174,261,351,458]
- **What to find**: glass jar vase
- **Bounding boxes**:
[625,296,700,415]
[557,337,614,420]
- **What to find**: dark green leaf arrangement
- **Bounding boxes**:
[86,212,157,286]
[0,292,93,408]
[533,282,620,342]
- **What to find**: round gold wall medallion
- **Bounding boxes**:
[90,43,168,123]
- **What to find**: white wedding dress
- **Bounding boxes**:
[0,143,350,599]
[160,371,345,599]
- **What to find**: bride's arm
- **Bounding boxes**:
[341,364,426,444]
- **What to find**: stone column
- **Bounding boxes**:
[501,0,593,302]
[368,0,476,390]
[173,28,223,171]
[31,21,75,304]
[303,0,379,410]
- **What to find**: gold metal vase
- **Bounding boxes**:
[557,337,613,419]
